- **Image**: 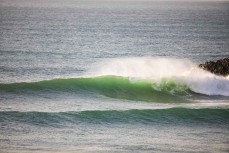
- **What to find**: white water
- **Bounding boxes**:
[89,57,229,96]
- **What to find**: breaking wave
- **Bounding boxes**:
[0,57,228,103]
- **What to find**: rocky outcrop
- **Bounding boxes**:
[199,58,229,77]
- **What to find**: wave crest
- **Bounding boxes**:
[89,57,229,96]
[1,57,228,103]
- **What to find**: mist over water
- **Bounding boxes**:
[90,57,229,96]
[0,0,229,152]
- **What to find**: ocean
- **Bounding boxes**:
[0,0,229,152]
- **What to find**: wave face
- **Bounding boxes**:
[1,108,229,126]
[0,76,191,103]
[89,57,229,96]
[1,58,228,104]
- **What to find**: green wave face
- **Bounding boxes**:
[0,76,191,103]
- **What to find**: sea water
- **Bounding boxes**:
[0,0,229,152]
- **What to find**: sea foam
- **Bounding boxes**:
[89,57,229,96]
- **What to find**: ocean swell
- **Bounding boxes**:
[0,58,228,103]
[1,108,229,126]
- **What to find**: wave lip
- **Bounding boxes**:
[1,57,229,101]
[90,57,229,96]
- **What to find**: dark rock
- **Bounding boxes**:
[199,58,229,77]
